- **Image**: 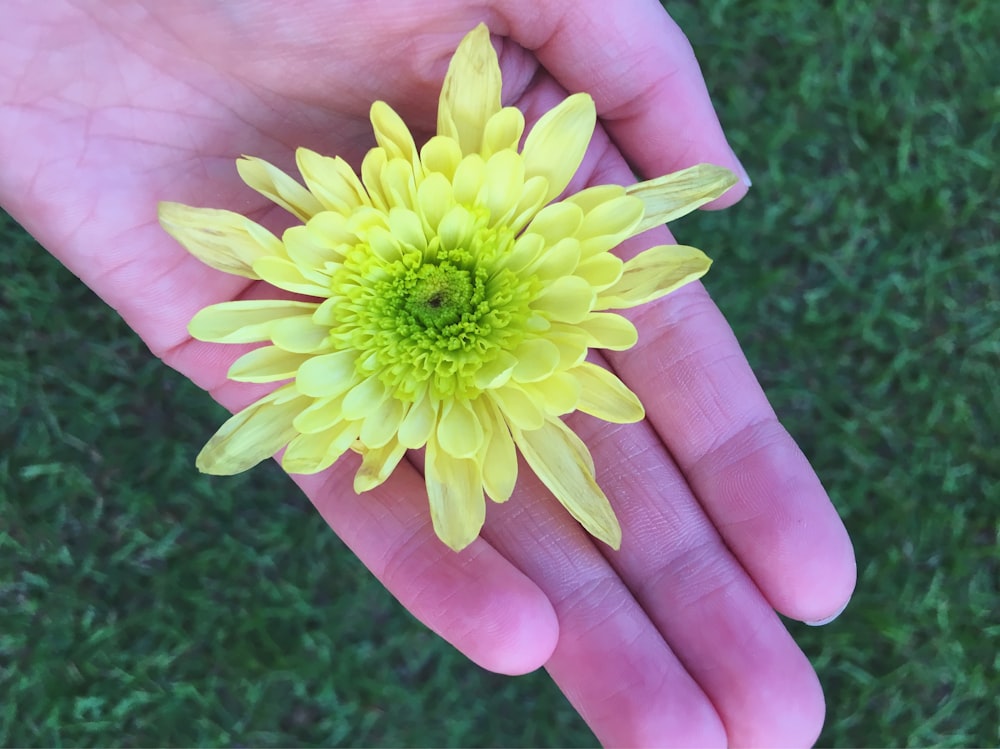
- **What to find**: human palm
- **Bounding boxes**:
[1,1,855,746]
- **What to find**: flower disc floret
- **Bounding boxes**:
[328,213,535,401]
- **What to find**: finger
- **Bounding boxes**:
[619,284,858,622]
[572,413,827,747]
[496,0,751,205]
[482,483,728,748]
[167,331,561,676]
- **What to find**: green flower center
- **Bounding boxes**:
[327,209,536,401]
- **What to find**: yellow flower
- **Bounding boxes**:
[159,24,737,551]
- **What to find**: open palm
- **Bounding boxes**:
[2,1,856,745]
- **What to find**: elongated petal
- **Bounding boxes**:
[512,418,621,549]
[571,362,645,423]
[596,245,712,310]
[371,101,421,172]
[572,313,638,350]
[437,23,502,156]
[398,389,438,449]
[236,156,324,222]
[481,107,525,158]
[295,148,371,216]
[196,386,308,475]
[295,349,360,397]
[270,315,331,353]
[360,396,407,449]
[252,256,330,297]
[188,301,317,343]
[437,398,484,459]
[532,276,596,324]
[473,398,518,503]
[228,345,311,383]
[158,202,283,279]
[521,93,597,204]
[282,420,361,474]
[353,438,407,493]
[426,438,486,551]
[491,385,545,431]
[626,164,738,234]
[511,338,561,383]
[341,373,389,420]
[522,372,581,416]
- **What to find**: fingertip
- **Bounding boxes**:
[457,573,560,675]
[701,147,751,210]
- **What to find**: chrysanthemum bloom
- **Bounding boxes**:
[159,24,737,551]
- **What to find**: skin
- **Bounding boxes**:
[0,1,857,746]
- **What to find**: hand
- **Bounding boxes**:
[0,2,855,746]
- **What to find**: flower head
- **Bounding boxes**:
[159,24,737,551]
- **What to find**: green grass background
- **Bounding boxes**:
[2,1,998,745]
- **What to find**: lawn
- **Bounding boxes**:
[2,0,998,746]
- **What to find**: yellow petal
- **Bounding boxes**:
[398,389,438,449]
[354,438,408,493]
[532,276,596,324]
[425,437,486,551]
[626,164,738,234]
[158,202,283,279]
[420,135,463,181]
[596,245,712,310]
[252,256,330,297]
[228,345,311,383]
[370,101,421,172]
[295,350,360,398]
[295,148,371,216]
[270,315,331,353]
[196,386,308,475]
[521,92,596,204]
[379,157,418,210]
[452,153,487,207]
[437,23,502,156]
[236,155,324,222]
[416,171,456,234]
[575,253,624,290]
[283,225,345,271]
[473,351,518,390]
[292,394,345,434]
[387,207,428,252]
[521,372,581,416]
[360,147,390,211]
[571,362,645,423]
[512,418,622,549]
[481,107,526,159]
[524,199,584,246]
[490,384,545,431]
[511,337,561,383]
[473,398,518,502]
[529,237,581,280]
[507,175,551,235]
[188,300,317,344]
[437,398,484,459]
[359,396,407,449]
[341,374,389,420]
[282,420,361,474]
[575,195,645,258]
[573,313,638,350]
[481,149,526,225]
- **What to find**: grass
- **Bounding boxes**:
[2,0,998,745]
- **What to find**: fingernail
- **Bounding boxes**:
[804,598,850,627]
[729,146,752,187]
